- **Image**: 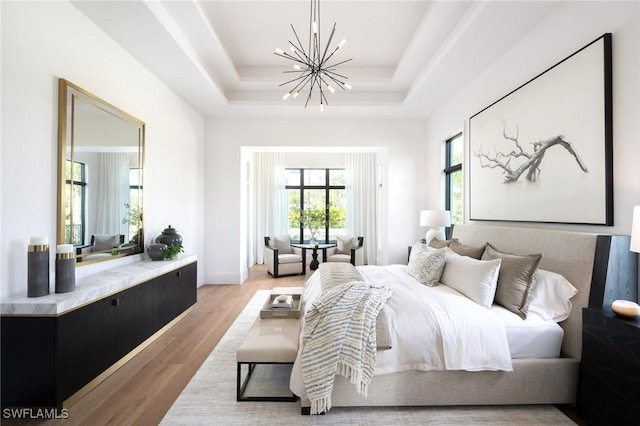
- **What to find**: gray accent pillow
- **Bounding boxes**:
[407,246,446,287]
[481,243,543,319]
[272,235,292,254]
[93,234,120,251]
[337,235,357,254]
[428,238,452,249]
[449,239,486,259]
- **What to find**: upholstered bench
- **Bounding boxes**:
[236,316,300,402]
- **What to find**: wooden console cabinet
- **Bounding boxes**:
[576,308,640,425]
[1,261,197,408]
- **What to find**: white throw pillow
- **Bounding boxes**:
[441,249,502,308]
[407,248,446,287]
[528,269,578,322]
[337,235,357,254]
[272,235,292,254]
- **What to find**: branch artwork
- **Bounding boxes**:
[474,122,589,183]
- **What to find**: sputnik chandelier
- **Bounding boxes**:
[274,0,352,111]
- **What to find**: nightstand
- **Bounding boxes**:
[576,308,640,425]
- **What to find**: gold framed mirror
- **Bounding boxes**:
[57,79,145,266]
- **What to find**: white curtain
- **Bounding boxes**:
[345,152,377,265]
[94,152,129,236]
[253,152,287,264]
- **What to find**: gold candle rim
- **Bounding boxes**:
[28,244,50,252]
[56,252,75,260]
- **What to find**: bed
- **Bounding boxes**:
[289,224,631,414]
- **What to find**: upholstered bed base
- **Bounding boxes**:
[298,223,621,412]
[300,358,579,410]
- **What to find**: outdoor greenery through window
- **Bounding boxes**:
[286,168,346,243]
[65,160,86,246]
[445,132,463,227]
[123,168,143,240]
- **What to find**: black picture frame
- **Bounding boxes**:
[469,33,613,225]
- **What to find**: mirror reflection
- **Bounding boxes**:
[57,79,144,265]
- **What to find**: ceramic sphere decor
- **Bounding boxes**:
[155,225,183,247]
[611,299,640,318]
[148,244,167,261]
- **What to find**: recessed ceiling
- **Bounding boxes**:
[72,0,560,118]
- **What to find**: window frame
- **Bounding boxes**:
[444,132,463,237]
[286,168,345,244]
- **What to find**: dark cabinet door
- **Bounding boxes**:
[1,317,56,407]
[113,280,155,361]
[58,297,116,402]
[177,262,197,313]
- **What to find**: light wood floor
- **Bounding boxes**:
[4,265,310,426]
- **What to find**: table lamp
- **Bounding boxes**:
[420,210,451,243]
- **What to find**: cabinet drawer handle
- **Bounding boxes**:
[176,271,182,277]
[112,298,120,306]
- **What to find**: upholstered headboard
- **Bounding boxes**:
[452,224,601,361]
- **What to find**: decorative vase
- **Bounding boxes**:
[156,225,183,247]
[148,244,167,261]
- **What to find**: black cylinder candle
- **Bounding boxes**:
[55,244,75,293]
[28,237,50,297]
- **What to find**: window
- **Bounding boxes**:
[444,133,463,227]
[286,168,346,243]
[65,160,86,246]
[124,168,143,239]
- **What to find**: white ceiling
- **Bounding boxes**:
[72,0,561,119]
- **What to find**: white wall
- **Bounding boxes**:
[425,1,640,237]
[204,118,428,284]
[0,1,206,298]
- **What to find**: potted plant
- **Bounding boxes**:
[163,243,184,260]
[300,208,325,244]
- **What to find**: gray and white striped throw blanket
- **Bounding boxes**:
[301,280,392,415]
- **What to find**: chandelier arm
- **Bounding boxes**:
[288,41,312,65]
[273,52,308,67]
[290,72,314,93]
[278,72,312,87]
[324,69,349,80]
[320,23,337,66]
[324,73,345,89]
[324,57,353,70]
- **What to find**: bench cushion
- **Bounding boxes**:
[237,317,300,363]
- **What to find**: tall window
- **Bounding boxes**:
[444,133,463,227]
[124,168,143,239]
[65,160,86,246]
[286,168,346,243]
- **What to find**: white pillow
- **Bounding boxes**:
[272,235,292,254]
[528,269,578,322]
[441,249,502,308]
[337,235,357,254]
[407,248,446,287]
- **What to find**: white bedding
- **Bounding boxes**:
[291,264,516,399]
[492,305,564,358]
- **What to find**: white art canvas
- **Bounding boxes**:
[469,34,612,225]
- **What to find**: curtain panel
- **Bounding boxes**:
[345,152,377,265]
[253,152,287,264]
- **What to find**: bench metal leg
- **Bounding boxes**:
[236,362,297,402]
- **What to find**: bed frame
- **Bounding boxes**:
[299,223,635,412]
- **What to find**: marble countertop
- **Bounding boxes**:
[1,254,197,316]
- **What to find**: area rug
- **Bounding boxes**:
[161,290,575,425]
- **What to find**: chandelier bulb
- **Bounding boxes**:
[293,65,301,70]
[328,85,335,94]
[320,103,324,112]
[343,83,352,90]
[338,39,346,49]
[283,92,291,101]
[275,48,284,55]
[293,91,300,99]
[313,21,318,34]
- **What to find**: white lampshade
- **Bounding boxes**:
[631,205,640,253]
[420,210,451,243]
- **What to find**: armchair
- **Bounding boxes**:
[326,236,364,266]
[264,236,306,277]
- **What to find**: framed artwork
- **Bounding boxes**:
[469,33,612,225]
